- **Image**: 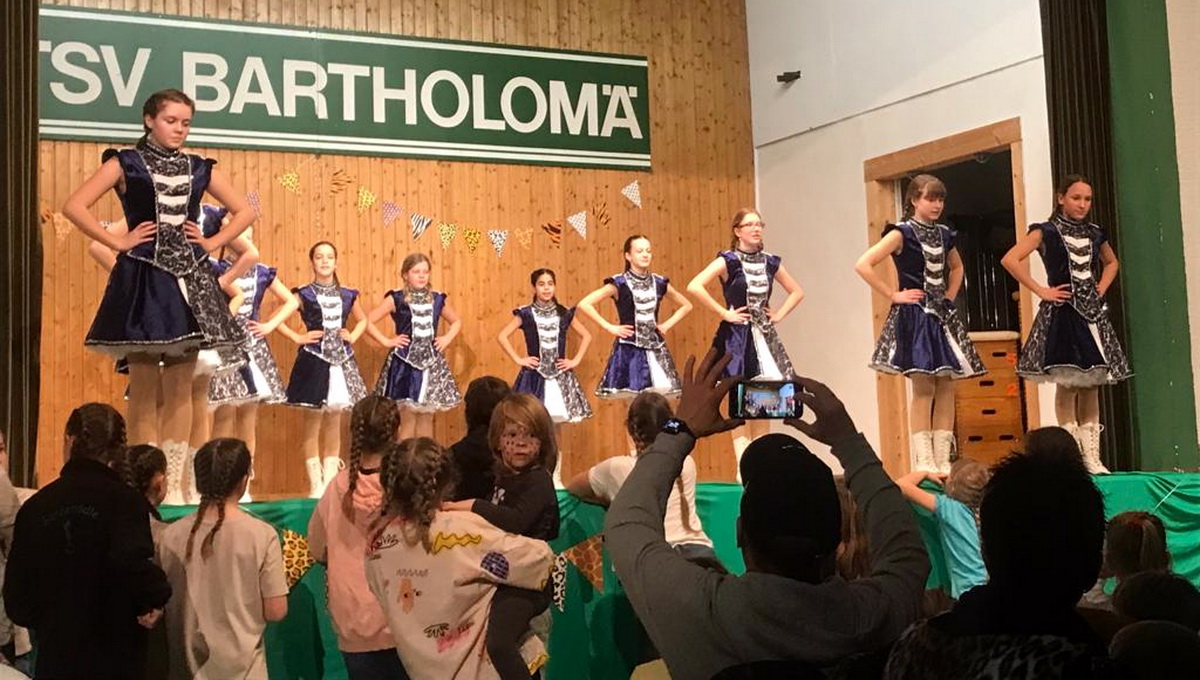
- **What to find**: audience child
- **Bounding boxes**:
[448,376,511,502]
[158,438,288,679]
[1109,620,1200,680]
[441,393,559,679]
[366,437,554,680]
[834,476,871,581]
[309,396,410,679]
[1112,571,1200,632]
[568,391,721,571]
[3,404,170,680]
[896,457,990,599]
[1081,511,1171,611]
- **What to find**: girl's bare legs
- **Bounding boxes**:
[907,374,937,472]
[414,412,434,439]
[211,404,237,438]
[236,402,260,502]
[302,409,324,498]
[930,376,957,473]
[398,406,418,441]
[182,371,213,503]
[126,358,161,446]
[320,410,344,492]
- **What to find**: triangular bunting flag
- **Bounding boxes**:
[355,186,377,215]
[567,211,587,238]
[381,201,402,226]
[278,170,301,194]
[462,227,482,254]
[541,221,563,245]
[592,201,611,229]
[621,179,642,208]
[563,534,605,594]
[328,169,354,195]
[281,529,316,590]
[438,222,457,249]
[487,230,508,258]
[411,213,433,241]
[514,228,533,249]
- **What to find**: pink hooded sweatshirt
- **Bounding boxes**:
[308,468,395,653]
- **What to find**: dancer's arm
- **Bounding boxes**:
[364,295,404,348]
[497,316,537,369]
[768,265,805,324]
[558,316,592,371]
[63,159,156,252]
[86,220,125,272]
[1000,229,1071,303]
[658,283,693,335]
[1097,243,1119,297]
[247,279,300,338]
[227,289,246,316]
[854,230,922,303]
[189,169,253,251]
[217,235,259,292]
[435,301,462,352]
[342,299,369,344]
[687,257,747,323]
[577,283,630,338]
[945,249,965,301]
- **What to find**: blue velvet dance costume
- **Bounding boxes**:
[709,249,795,380]
[1015,215,1131,386]
[85,139,245,361]
[869,220,985,378]
[285,282,368,410]
[511,300,593,423]
[594,270,681,397]
[208,260,288,405]
[373,288,461,411]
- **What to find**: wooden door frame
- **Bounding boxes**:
[862,118,1039,478]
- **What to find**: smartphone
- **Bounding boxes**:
[729,380,803,419]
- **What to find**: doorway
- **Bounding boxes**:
[862,118,1037,477]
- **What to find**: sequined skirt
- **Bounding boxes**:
[286,349,368,410]
[1017,301,1132,386]
[374,348,461,412]
[870,303,986,378]
[595,340,681,397]
[514,366,593,423]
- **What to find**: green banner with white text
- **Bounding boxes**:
[38,6,651,169]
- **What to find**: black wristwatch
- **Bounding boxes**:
[661,417,694,438]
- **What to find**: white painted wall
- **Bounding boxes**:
[1167,0,1200,440]
[745,0,1056,461]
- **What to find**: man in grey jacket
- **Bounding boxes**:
[604,350,930,680]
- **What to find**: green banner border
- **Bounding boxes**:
[37,5,652,170]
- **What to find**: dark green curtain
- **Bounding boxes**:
[0,0,41,486]
[1038,0,1135,470]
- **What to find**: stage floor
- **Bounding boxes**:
[158,471,1200,680]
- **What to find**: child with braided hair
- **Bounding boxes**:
[111,444,168,540]
[110,443,170,680]
[309,395,409,679]
[158,438,288,679]
[365,438,554,680]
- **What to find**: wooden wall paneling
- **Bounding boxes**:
[37,0,756,490]
[1008,139,1040,429]
[863,179,911,478]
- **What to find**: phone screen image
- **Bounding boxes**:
[730,380,802,419]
